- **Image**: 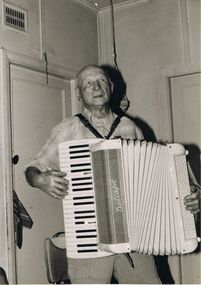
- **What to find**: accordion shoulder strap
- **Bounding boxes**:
[75,113,124,139]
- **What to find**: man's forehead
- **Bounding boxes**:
[80,67,106,80]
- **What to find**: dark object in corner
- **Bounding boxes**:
[13,191,33,249]
[0,267,8,284]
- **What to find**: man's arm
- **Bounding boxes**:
[25,166,68,199]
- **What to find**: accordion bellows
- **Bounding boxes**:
[59,139,198,259]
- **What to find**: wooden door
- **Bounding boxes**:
[169,72,201,284]
[170,72,200,183]
[10,64,71,284]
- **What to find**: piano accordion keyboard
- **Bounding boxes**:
[59,139,112,258]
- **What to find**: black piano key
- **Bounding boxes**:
[72,182,92,186]
[74,210,95,214]
[77,249,98,253]
[72,187,93,192]
[71,168,91,173]
[73,196,93,200]
[69,144,89,149]
[74,215,95,219]
[72,177,92,181]
[70,149,89,154]
[73,201,94,206]
[70,155,90,159]
[71,163,91,167]
[76,229,96,233]
[77,244,97,247]
[76,235,97,238]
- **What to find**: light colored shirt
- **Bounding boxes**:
[28,107,143,172]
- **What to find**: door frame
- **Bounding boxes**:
[0,47,76,283]
[0,48,16,284]
[157,63,200,143]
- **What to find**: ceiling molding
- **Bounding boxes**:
[71,0,98,13]
[101,0,151,11]
[72,0,151,12]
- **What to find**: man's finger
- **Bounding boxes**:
[52,188,67,198]
[51,193,63,199]
[185,203,199,210]
[55,182,68,193]
[184,192,198,201]
[51,170,67,177]
[184,199,199,206]
[55,177,69,186]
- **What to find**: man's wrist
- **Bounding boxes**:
[32,172,43,188]
[25,166,42,188]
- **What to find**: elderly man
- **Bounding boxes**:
[25,65,200,284]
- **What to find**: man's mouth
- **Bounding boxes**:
[94,94,103,98]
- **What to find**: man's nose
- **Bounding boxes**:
[93,80,101,91]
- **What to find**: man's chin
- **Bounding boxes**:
[93,98,107,105]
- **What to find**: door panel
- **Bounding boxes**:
[170,72,200,183]
[11,65,71,284]
[169,72,201,284]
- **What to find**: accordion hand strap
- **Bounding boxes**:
[75,113,123,139]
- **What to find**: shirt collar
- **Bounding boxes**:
[82,107,115,127]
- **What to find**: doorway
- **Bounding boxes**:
[10,64,71,284]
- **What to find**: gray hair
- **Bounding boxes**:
[75,64,110,89]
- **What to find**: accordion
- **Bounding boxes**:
[58,139,198,259]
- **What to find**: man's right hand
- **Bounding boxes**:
[25,166,69,199]
[36,170,69,199]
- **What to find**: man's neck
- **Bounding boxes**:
[84,105,110,119]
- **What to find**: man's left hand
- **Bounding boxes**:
[184,184,201,214]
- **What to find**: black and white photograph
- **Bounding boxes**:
[0,0,200,284]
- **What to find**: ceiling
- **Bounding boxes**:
[84,0,137,9]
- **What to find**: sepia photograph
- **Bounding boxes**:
[0,0,200,284]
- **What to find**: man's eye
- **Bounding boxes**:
[99,78,107,84]
[84,81,93,89]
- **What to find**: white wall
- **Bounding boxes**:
[0,0,99,69]
[98,0,200,141]
[0,0,41,58]
[44,0,98,70]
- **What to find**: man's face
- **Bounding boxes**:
[78,67,111,109]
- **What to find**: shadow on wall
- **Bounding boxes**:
[101,64,127,114]
[101,64,157,142]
